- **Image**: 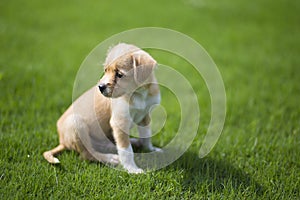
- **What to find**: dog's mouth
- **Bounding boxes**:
[101,91,113,98]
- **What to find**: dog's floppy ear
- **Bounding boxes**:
[132,51,157,84]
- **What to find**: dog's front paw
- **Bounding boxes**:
[147,145,163,153]
[124,166,144,174]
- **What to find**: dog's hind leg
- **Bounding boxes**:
[77,132,119,166]
[43,114,119,165]
[64,114,119,165]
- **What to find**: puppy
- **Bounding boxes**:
[43,43,161,173]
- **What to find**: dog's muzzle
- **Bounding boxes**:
[98,84,113,97]
[98,84,107,94]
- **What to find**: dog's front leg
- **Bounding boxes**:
[110,119,143,174]
[137,115,162,152]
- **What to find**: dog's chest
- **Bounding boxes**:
[110,90,160,127]
[129,92,160,124]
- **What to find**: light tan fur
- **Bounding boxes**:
[43,43,161,173]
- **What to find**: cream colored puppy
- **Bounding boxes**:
[43,43,161,173]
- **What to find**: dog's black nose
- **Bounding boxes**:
[98,84,106,93]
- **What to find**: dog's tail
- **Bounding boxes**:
[43,144,65,164]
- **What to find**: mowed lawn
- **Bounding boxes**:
[0,0,299,199]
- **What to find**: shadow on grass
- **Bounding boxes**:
[47,147,265,196]
[168,151,265,196]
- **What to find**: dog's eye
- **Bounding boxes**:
[116,72,123,78]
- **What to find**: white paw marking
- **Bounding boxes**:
[149,146,163,152]
[125,166,144,174]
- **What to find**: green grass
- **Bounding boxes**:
[1,0,299,199]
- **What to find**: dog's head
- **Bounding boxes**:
[98,44,157,98]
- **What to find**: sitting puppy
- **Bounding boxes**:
[43,43,161,173]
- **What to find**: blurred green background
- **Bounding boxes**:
[0,0,299,199]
